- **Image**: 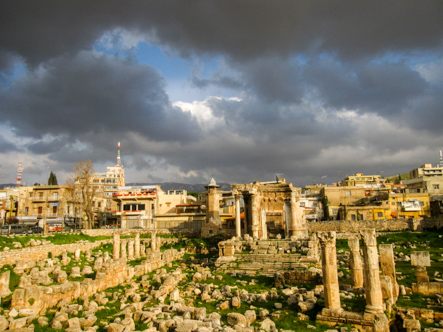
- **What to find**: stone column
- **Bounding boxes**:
[290,192,308,239]
[251,193,259,239]
[411,251,431,282]
[128,240,134,259]
[113,233,120,260]
[348,236,364,290]
[74,249,81,262]
[243,199,248,236]
[318,231,342,312]
[235,194,241,238]
[379,244,399,299]
[135,233,140,258]
[151,232,157,252]
[360,229,384,315]
[140,242,146,256]
[121,241,127,259]
[0,271,11,297]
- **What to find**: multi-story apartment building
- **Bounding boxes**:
[403,164,443,196]
[340,173,386,187]
[388,192,431,219]
[298,197,324,222]
[112,185,203,230]
[16,185,77,228]
[0,187,19,225]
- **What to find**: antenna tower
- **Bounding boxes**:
[439,150,443,168]
[117,142,122,167]
[17,162,23,187]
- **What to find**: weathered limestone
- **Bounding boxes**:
[360,229,384,315]
[379,244,399,299]
[290,192,308,239]
[0,270,11,297]
[411,251,431,282]
[61,250,70,265]
[235,193,241,238]
[317,231,342,313]
[348,236,364,290]
[128,240,134,260]
[251,193,260,239]
[113,233,120,260]
[134,233,140,258]
[74,249,81,262]
[140,242,146,257]
[306,233,320,260]
[121,241,127,259]
[151,232,157,252]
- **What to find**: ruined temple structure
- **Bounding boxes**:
[231,178,308,239]
[317,229,390,332]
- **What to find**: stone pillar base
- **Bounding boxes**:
[364,304,385,316]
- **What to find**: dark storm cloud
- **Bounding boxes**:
[303,58,428,115]
[0,135,20,153]
[0,52,201,143]
[1,1,442,71]
[1,1,443,185]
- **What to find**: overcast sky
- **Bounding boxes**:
[1,1,443,187]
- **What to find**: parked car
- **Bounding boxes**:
[29,226,44,234]
[1,224,27,235]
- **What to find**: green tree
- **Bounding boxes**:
[48,171,58,185]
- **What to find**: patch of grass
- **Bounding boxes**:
[395,294,435,309]
[341,295,366,313]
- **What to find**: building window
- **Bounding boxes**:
[434,184,440,190]
[397,202,401,207]
[377,212,383,218]
[351,214,356,221]
[419,201,424,206]
[346,191,351,196]
[299,202,305,207]
[358,214,363,221]
[25,207,29,215]
[392,202,395,206]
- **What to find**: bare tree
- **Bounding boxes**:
[69,160,97,229]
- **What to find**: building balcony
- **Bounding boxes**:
[113,192,156,199]
[32,197,46,202]
[47,197,59,201]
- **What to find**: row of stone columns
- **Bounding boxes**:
[113,232,160,261]
[318,229,385,316]
[233,191,308,240]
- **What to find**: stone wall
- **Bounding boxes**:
[0,240,111,266]
[308,219,409,233]
[11,248,183,313]
[412,282,443,295]
[308,216,443,233]
[81,229,172,237]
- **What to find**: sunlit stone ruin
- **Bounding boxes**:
[0,177,442,332]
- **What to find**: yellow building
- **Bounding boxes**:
[388,193,431,219]
[340,173,386,187]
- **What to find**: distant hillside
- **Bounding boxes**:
[386,173,410,183]
[127,182,233,193]
[0,183,16,189]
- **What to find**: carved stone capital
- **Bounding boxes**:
[317,231,336,248]
[360,229,377,247]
